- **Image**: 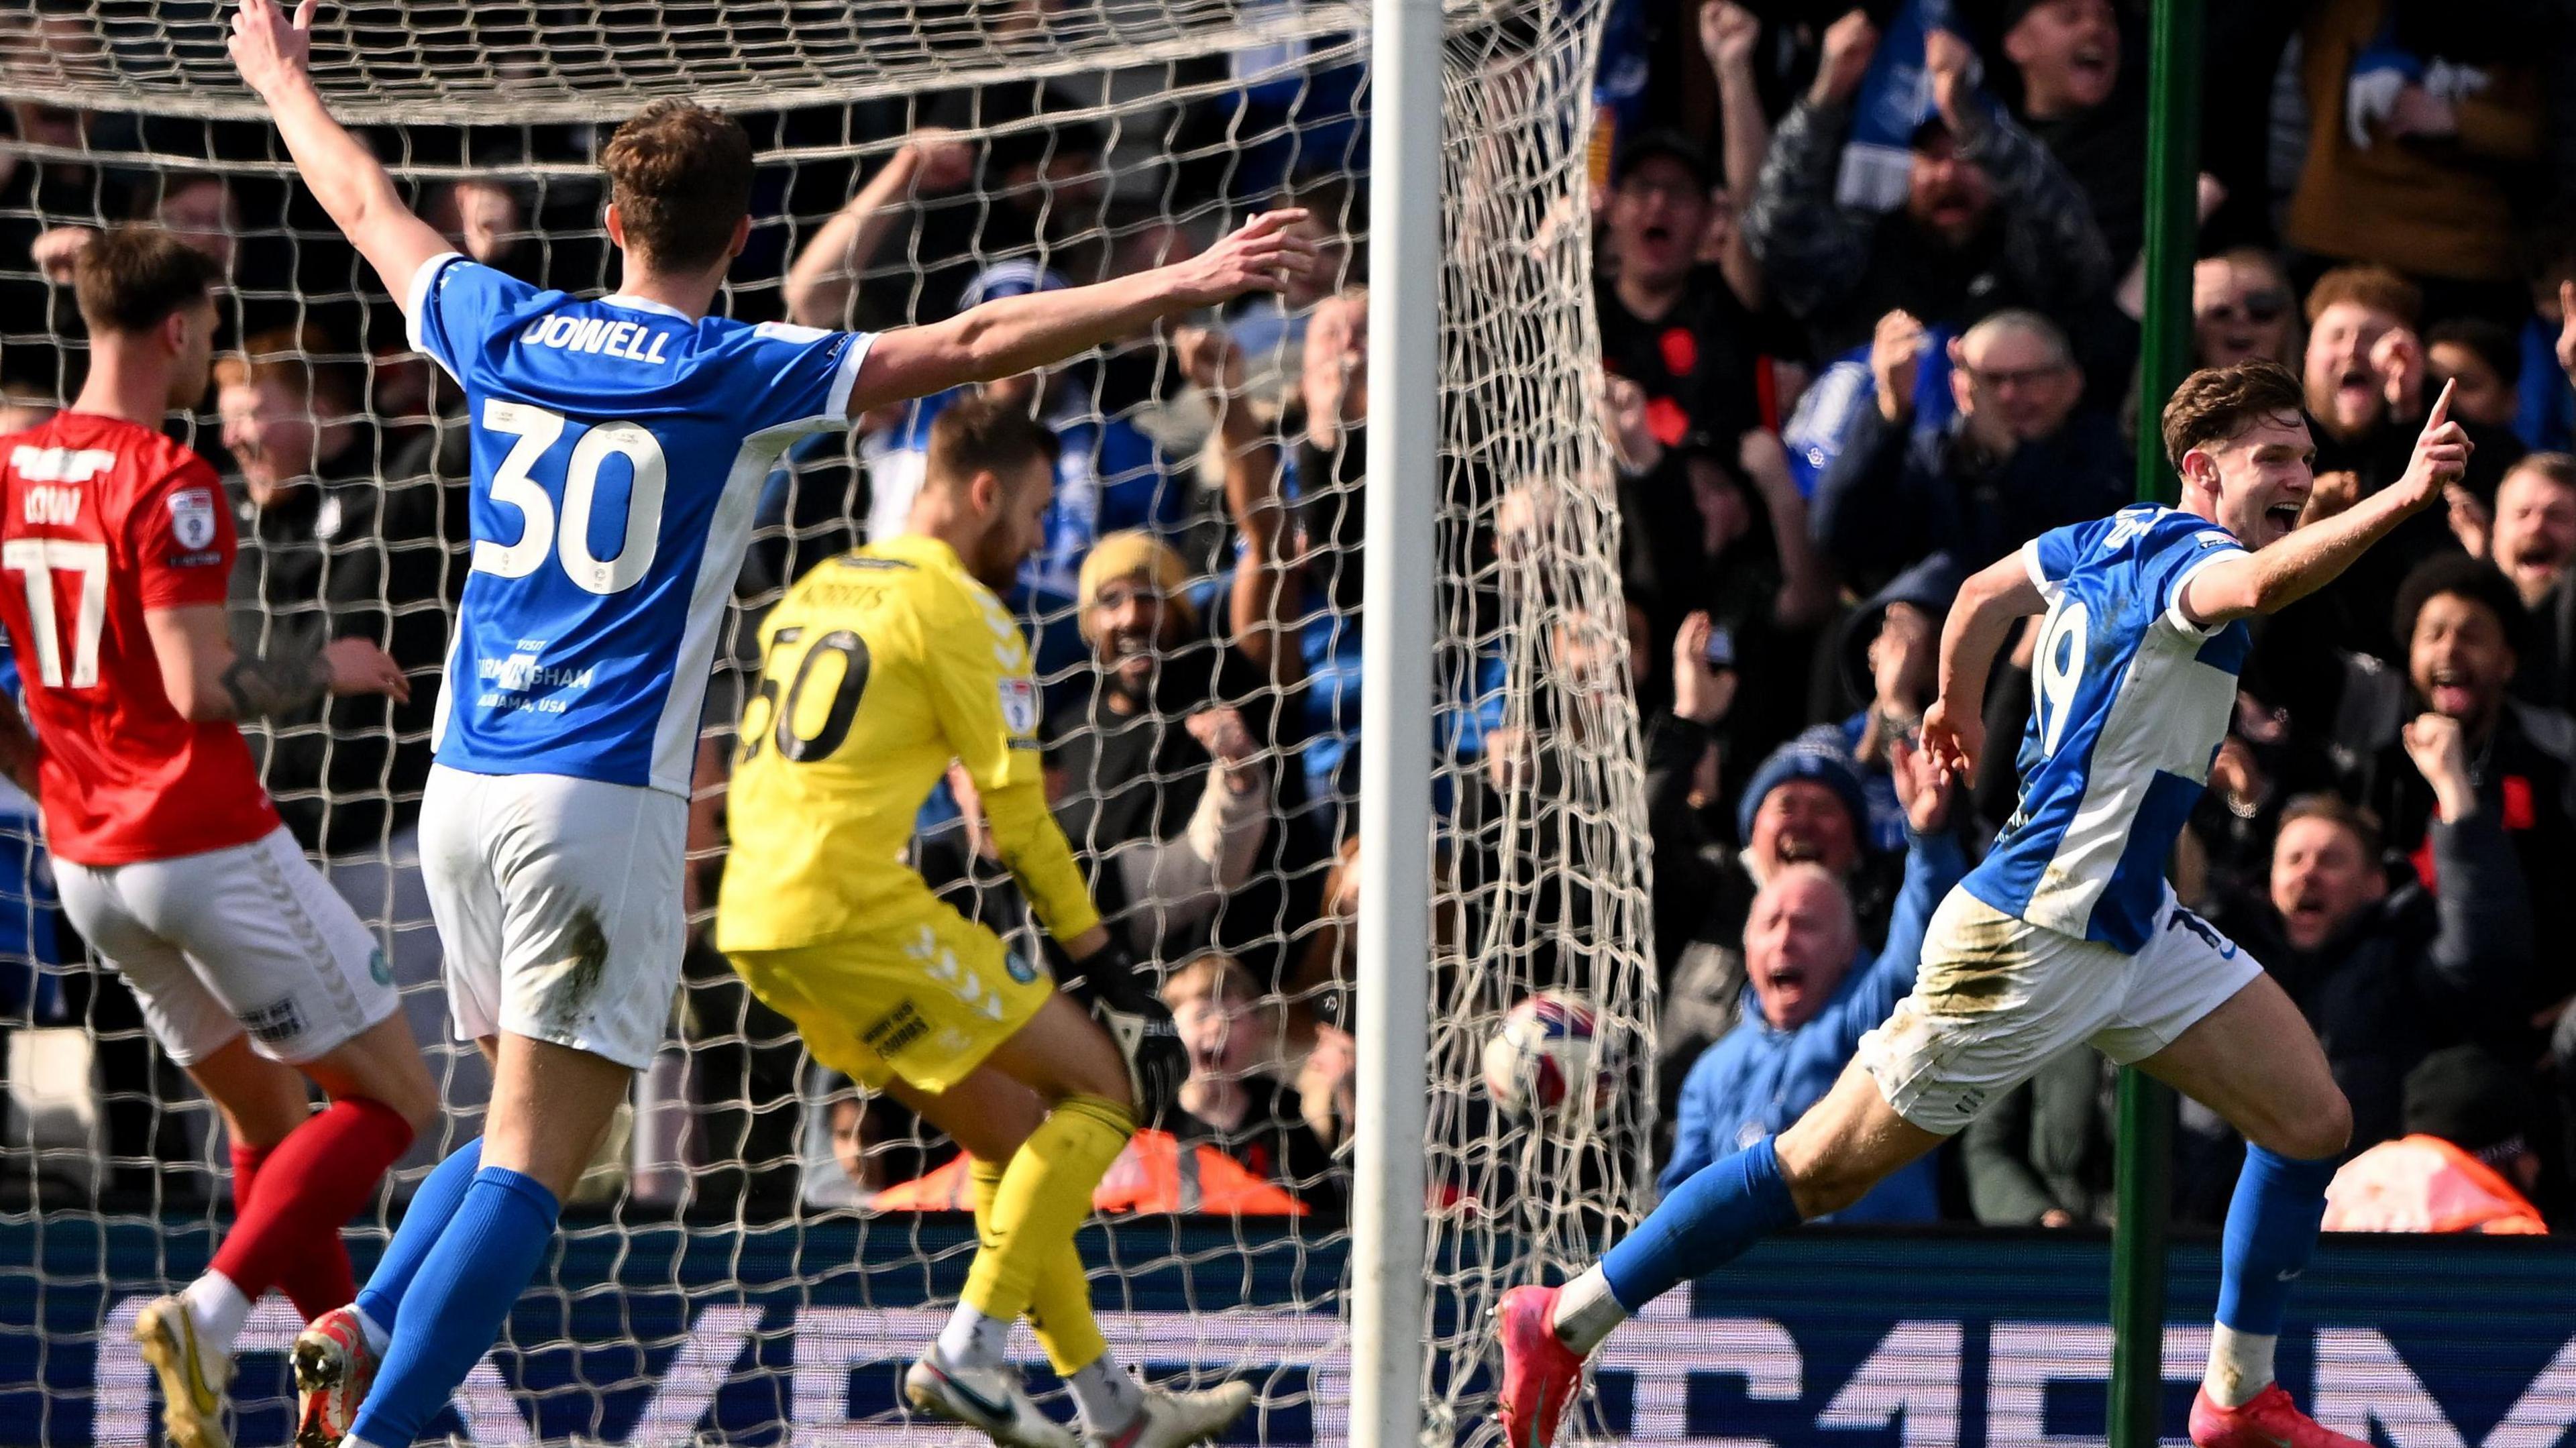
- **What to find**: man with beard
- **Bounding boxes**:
[2449,453,2576,708]
[720,396,1248,1448]
[2328,554,2576,1023]
[2209,784,2530,1155]
[1744,15,2110,361]
[1049,327,1313,980]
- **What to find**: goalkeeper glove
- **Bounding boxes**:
[1060,938,1187,1122]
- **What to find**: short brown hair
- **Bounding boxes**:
[2304,264,2422,330]
[926,392,1061,489]
[73,225,218,335]
[2277,792,2383,864]
[2505,451,2576,494]
[600,100,754,272]
[2160,359,2306,469]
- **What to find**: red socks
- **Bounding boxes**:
[219,1099,415,1321]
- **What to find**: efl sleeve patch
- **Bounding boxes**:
[166,487,219,555]
[998,675,1038,738]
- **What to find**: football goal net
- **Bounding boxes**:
[0,0,1649,1441]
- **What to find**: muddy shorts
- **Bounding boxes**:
[419,764,687,1070]
[1856,885,2261,1133]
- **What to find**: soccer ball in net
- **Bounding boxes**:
[1481,990,1616,1120]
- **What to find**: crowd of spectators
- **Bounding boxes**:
[4,0,2576,1235]
[1604,0,2576,1231]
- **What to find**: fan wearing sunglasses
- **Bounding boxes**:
[2194,249,2300,370]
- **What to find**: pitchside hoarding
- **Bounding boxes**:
[3,1221,2569,1445]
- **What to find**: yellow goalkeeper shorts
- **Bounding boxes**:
[727,910,1056,1094]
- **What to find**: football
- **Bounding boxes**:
[1481,991,1615,1119]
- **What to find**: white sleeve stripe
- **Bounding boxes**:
[2021,537,2061,602]
[822,330,875,426]
[2161,550,2244,638]
[403,251,466,378]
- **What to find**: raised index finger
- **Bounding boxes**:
[2424,376,2455,432]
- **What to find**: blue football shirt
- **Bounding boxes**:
[405,253,871,794]
[1962,504,2252,952]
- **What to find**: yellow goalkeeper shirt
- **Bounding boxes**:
[714,534,1101,953]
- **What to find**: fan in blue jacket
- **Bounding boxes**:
[1660,738,1968,1220]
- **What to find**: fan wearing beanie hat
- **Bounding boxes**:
[1654,726,1905,1141]
[1050,528,1312,972]
[1735,726,1874,869]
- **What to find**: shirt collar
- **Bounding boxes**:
[597,293,692,321]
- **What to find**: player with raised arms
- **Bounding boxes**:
[1497,361,2474,1448]
[0,226,437,1448]
[717,393,1242,1447]
[222,3,1318,1445]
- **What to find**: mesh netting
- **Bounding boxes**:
[1,0,1371,121]
[0,0,1652,1441]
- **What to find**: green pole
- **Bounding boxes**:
[2111,3,2203,1447]
[2108,1067,2177,1447]
[2133,0,2204,508]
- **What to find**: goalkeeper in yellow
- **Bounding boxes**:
[717,394,1247,1448]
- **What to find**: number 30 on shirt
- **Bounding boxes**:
[472,399,667,594]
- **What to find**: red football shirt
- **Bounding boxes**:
[0,412,278,865]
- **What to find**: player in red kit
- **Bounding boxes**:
[0,227,440,1448]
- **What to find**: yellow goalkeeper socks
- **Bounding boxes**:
[955,1095,1133,1351]
[966,1157,1111,1376]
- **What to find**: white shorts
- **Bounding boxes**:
[1857,885,2263,1134]
[56,827,398,1067]
[418,765,687,1070]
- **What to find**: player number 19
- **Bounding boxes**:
[2033,598,2090,759]
[473,399,667,594]
[2,538,108,689]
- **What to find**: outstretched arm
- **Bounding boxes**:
[1845,736,1970,1025]
[2178,382,2471,628]
[1921,549,2047,781]
[1176,326,1305,683]
[229,0,449,304]
[781,130,973,329]
[846,209,1320,415]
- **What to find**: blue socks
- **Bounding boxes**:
[1601,1136,1802,1311]
[355,1137,484,1339]
[2216,1144,2338,1335]
[346,1166,561,1448]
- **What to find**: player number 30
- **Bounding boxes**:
[472,399,666,594]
